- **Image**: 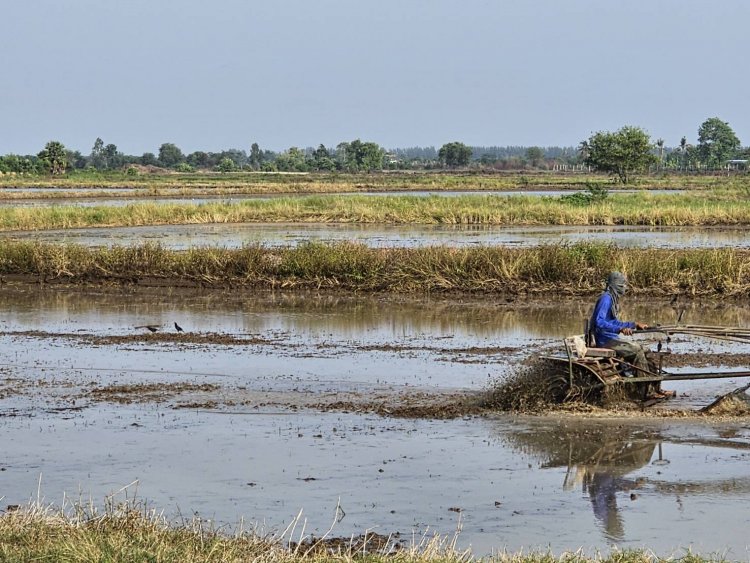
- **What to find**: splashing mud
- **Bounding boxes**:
[701,384,750,416]
[480,359,563,412]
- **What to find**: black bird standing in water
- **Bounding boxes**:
[174,322,184,333]
[135,325,159,333]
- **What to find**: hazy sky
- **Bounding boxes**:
[2,0,748,155]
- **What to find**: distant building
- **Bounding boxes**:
[727,159,748,170]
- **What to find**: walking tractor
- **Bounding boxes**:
[543,323,750,405]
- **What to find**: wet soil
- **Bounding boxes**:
[89,382,220,404]
[2,288,750,555]
[1,286,749,419]
[2,323,749,420]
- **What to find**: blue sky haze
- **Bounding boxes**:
[1,0,747,154]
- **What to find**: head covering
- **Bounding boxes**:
[606,271,628,316]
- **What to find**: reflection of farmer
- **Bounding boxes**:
[590,272,650,375]
[565,439,656,542]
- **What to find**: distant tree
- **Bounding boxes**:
[217,149,247,168]
[90,137,105,170]
[174,162,194,173]
[655,139,665,169]
[525,146,545,167]
[677,136,688,170]
[583,126,657,183]
[577,140,590,164]
[248,143,263,169]
[216,157,236,173]
[187,151,211,169]
[479,153,497,166]
[103,143,124,169]
[158,143,185,168]
[310,144,336,171]
[0,154,36,174]
[67,150,88,170]
[275,147,308,172]
[391,146,438,161]
[685,144,701,170]
[140,152,158,166]
[338,139,384,172]
[37,141,68,175]
[438,142,472,167]
[697,117,741,168]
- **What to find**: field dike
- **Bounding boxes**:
[0,241,749,296]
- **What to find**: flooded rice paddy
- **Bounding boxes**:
[1,287,750,556]
[4,223,748,249]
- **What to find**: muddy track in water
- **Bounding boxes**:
[3,328,750,420]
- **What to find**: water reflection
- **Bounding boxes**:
[561,430,655,541]
[2,223,746,250]
[0,287,747,343]
[499,419,750,544]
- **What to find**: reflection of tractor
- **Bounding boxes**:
[543,324,750,405]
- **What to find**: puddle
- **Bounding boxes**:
[1,288,749,556]
[0,407,748,556]
[2,223,745,249]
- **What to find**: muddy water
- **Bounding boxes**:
[2,407,750,556]
[3,223,747,249]
[0,287,748,394]
[1,288,750,555]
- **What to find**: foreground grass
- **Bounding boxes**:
[1,241,748,296]
[3,191,750,230]
[0,501,730,562]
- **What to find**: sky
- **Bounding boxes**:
[1,0,748,155]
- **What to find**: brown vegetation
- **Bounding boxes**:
[1,241,749,297]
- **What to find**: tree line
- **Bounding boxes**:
[1,117,746,178]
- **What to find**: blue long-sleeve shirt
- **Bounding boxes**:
[590,292,635,346]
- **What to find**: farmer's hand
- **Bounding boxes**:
[635,322,649,330]
[621,327,634,336]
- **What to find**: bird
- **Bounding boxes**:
[657,340,663,353]
[670,294,678,306]
[174,322,184,333]
[135,325,159,333]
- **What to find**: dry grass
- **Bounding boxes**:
[0,497,728,562]
[1,241,749,296]
[2,190,750,230]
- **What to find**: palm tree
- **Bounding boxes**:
[655,139,665,169]
[679,137,688,170]
[577,140,590,165]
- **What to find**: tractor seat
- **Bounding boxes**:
[565,335,616,359]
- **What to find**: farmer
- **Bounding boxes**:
[589,271,650,376]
